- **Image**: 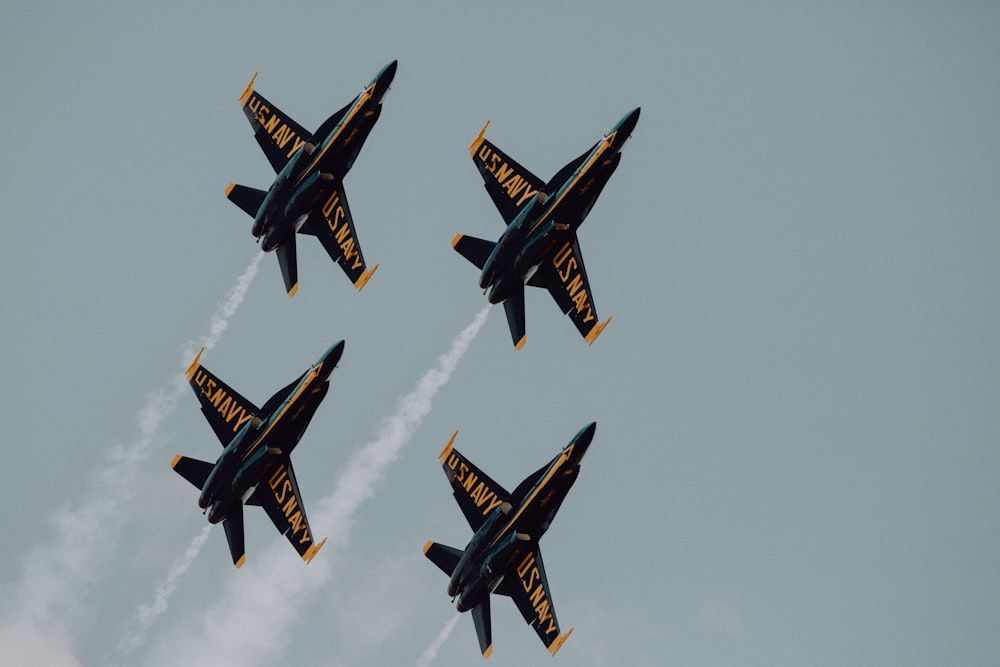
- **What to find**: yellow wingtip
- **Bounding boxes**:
[234,554,246,569]
[468,120,490,156]
[482,644,493,659]
[514,335,526,350]
[225,182,236,197]
[584,316,612,345]
[287,282,299,297]
[422,540,434,554]
[438,430,459,464]
[547,627,574,655]
[303,537,327,564]
[354,263,379,291]
[238,72,258,106]
[170,454,182,469]
[185,347,204,381]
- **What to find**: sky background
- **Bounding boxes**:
[2,2,999,666]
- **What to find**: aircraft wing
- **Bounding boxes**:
[185,349,260,446]
[468,122,546,225]
[497,545,574,655]
[437,433,511,532]
[532,238,611,345]
[238,74,313,173]
[253,458,326,564]
[301,182,378,290]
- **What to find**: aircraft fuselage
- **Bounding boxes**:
[197,341,344,524]
[252,61,397,252]
[478,108,639,305]
[447,422,596,614]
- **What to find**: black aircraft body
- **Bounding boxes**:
[226,61,397,296]
[423,422,596,658]
[171,341,345,568]
[453,108,639,348]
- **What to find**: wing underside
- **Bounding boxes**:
[468,123,546,225]
[534,238,611,345]
[437,433,510,532]
[301,182,377,290]
[252,458,326,563]
[185,350,261,446]
[238,77,312,173]
[497,545,574,655]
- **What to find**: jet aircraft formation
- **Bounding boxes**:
[169,59,639,659]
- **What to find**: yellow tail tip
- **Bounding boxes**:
[287,282,299,297]
[238,72,258,106]
[354,263,379,291]
[438,430,459,464]
[547,627,574,655]
[234,554,247,569]
[303,537,327,564]
[468,120,490,156]
[185,347,205,381]
[584,317,612,345]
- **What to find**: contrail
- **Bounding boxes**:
[415,613,461,667]
[117,525,213,655]
[0,254,262,654]
[144,306,490,667]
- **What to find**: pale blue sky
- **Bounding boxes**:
[2,2,999,666]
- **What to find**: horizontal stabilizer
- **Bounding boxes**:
[423,541,464,577]
[171,455,213,491]
[225,183,268,218]
[452,234,496,271]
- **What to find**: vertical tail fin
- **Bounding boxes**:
[276,236,299,296]
[503,283,526,350]
[472,597,493,658]
[222,506,246,569]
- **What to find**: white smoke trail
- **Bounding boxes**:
[145,306,490,667]
[0,254,262,651]
[415,613,461,667]
[117,525,213,655]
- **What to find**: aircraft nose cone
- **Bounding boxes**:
[374,59,398,93]
[318,340,345,377]
[567,421,597,462]
[612,107,640,147]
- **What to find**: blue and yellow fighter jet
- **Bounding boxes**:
[453,108,639,348]
[171,342,345,568]
[423,422,596,658]
[226,61,397,295]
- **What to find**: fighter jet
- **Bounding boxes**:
[226,61,397,296]
[453,108,639,348]
[423,422,596,658]
[171,341,345,568]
